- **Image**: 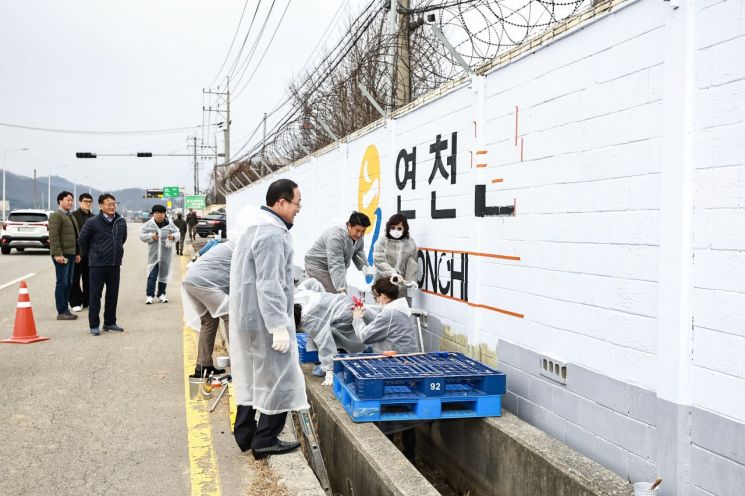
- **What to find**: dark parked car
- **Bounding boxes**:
[196,214,226,238]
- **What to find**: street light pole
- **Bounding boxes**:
[2,147,29,221]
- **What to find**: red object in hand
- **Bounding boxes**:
[352,296,364,308]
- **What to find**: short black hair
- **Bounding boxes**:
[348,211,371,228]
[151,204,166,214]
[79,192,93,202]
[294,304,302,330]
[372,277,399,300]
[266,179,298,206]
[98,193,116,204]
[385,213,410,239]
[57,191,73,204]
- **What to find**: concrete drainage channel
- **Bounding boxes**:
[300,366,634,496]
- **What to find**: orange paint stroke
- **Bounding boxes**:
[514,106,519,146]
[475,150,487,155]
[491,178,504,183]
[420,289,525,319]
[476,163,488,168]
[418,247,520,261]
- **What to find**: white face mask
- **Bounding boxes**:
[389,229,403,239]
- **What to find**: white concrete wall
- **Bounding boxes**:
[227,0,745,493]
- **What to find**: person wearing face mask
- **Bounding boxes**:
[139,204,180,304]
[304,211,373,294]
[373,214,418,301]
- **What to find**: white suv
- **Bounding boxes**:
[1,209,51,254]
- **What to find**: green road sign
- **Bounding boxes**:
[163,186,180,198]
[184,195,206,210]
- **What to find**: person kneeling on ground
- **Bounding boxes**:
[351,276,420,461]
[294,278,365,386]
[139,205,180,304]
[351,277,419,354]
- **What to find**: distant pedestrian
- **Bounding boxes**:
[140,204,180,304]
[173,213,188,256]
[69,193,95,312]
[186,208,198,241]
[78,194,127,336]
[49,191,81,320]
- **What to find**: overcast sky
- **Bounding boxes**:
[0,0,365,192]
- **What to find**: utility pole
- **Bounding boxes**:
[190,136,199,194]
[394,0,412,108]
[33,169,37,209]
[204,80,231,204]
[262,112,267,156]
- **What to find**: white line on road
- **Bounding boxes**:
[0,273,37,291]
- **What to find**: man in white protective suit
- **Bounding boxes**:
[229,178,308,460]
[139,204,180,304]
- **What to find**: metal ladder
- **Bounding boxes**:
[293,408,332,495]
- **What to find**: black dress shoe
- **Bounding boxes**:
[252,440,301,460]
[191,365,226,378]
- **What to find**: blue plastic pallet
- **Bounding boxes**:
[333,373,502,422]
[333,352,506,400]
[296,333,319,363]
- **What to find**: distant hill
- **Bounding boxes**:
[1,171,185,213]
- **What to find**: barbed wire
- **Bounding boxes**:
[221,0,594,192]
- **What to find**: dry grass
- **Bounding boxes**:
[245,458,293,496]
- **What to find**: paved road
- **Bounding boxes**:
[0,224,249,495]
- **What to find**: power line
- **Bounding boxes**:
[0,121,217,135]
[222,0,265,85]
[233,0,294,99]
[206,0,251,88]
[228,0,279,91]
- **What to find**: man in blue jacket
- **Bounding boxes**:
[78,194,127,336]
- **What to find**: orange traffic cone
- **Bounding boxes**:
[1,281,49,344]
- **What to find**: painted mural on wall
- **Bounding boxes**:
[357,127,523,319]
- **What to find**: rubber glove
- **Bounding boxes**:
[271,328,290,353]
[352,307,365,320]
[390,273,402,284]
[322,371,334,386]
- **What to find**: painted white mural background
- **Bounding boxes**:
[228,0,745,493]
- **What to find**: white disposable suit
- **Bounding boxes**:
[139,217,181,283]
[229,206,308,414]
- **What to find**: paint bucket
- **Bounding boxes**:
[633,482,658,496]
[188,377,212,400]
[215,356,230,369]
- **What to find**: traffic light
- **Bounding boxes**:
[136,152,153,158]
[76,152,97,158]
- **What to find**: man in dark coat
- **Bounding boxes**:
[186,208,198,241]
[48,190,81,320]
[70,193,95,311]
[173,212,188,256]
[78,193,127,336]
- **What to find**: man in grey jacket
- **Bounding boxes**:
[304,211,372,293]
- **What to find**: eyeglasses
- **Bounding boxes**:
[80,199,92,204]
[286,199,301,209]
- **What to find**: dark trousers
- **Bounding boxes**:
[69,255,90,308]
[146,263,167,297]
[234,406,287,451]
[53,255,76,315]
[89,266,120,329]
[176,231,187,254]
[188,225,197,241]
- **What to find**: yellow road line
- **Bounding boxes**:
[181,256,222,496]
[228,383,237,434]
